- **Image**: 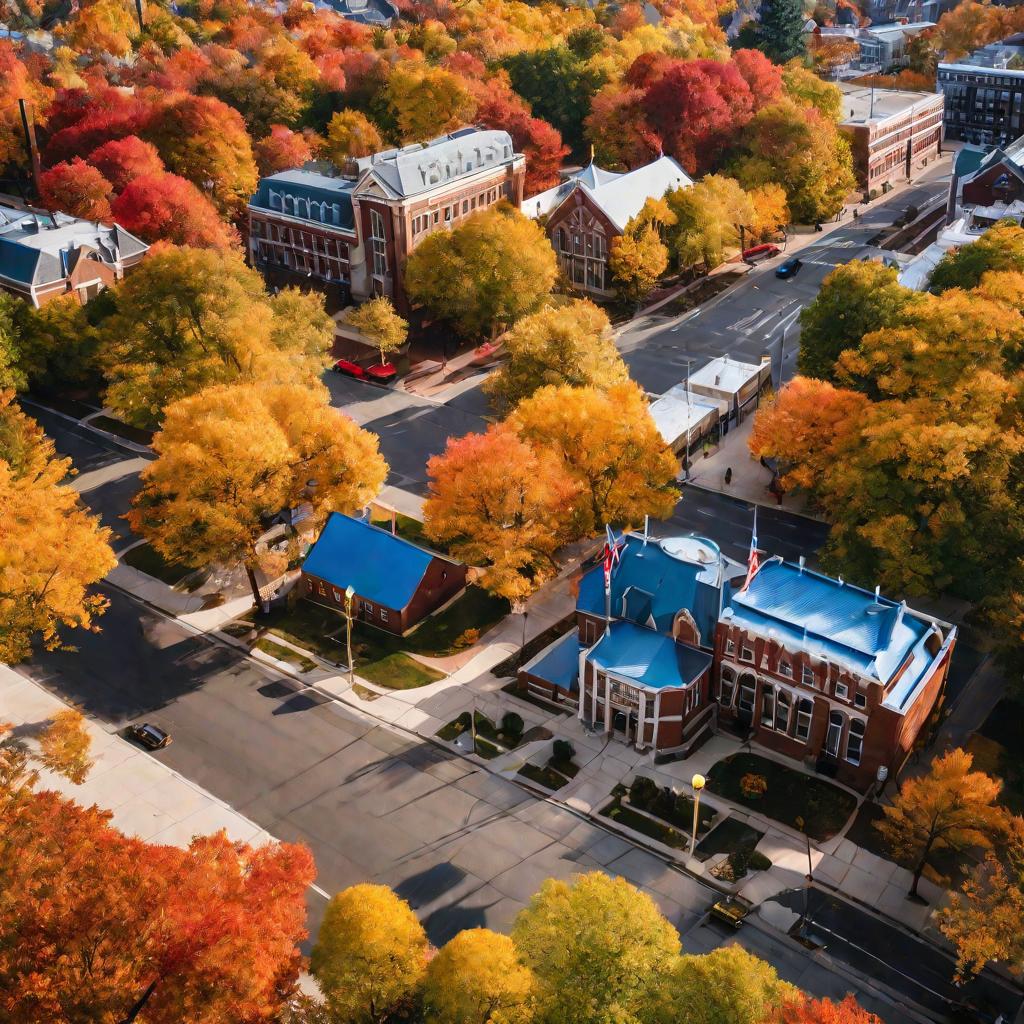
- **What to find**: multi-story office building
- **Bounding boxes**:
[838,82,944,192]
[938,34,1024,146]
[248,128,525,311]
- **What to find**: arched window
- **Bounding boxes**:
[825,710,844,759]
[738,672,756,715]
[775,690,791,733]
[719,667,735,707]
[795,698,813,741]
[760,683,775,727]
[269,190,282,210]
[846,718,865,765]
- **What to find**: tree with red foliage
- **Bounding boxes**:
[38,158,112,221]
[0,786,315,1024]
[475,88,568,195]
[624,51,674,91]
[254,124,314,175]
[732,48,785,108]
[642,58,755,175]
[770,994,883,1024]
[111,173,239,249]
[585,85,661,171]
[43,87,155,166]
[88,134,165,191]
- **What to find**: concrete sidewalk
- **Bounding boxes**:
[0,665,273,849]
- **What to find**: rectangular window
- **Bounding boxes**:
[835,682,849,700]
[775,690,791,733]
[740,645,754,663]
[444,206,452,222]
[370,209,387,278]
[855,690,867,709]
[463,199,469,214]
[725,639,735,655]
[802,665,815,686]
[719,673,735,707]
[795,699,813,741]
[380,608,389,623]
[760,684,775,727]
[738,679,756,714]
[846,719,865,765]
[779,661,792,678]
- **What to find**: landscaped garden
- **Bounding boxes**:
[599,775,716,851]
[695,817,772,881]
[254,637,317,674]
[437,710,526,760]
[704,753,857,842]
[517,740,580,791]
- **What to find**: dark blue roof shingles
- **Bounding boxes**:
[589,621,712,690]
[302,513,452,611]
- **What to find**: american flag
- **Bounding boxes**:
[603,526,624,592]
[741,507,761,592]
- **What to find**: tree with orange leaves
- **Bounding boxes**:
[423,422,581,600]
[769,994,884,1024]
[38,157,112,221]
[254,124,314,175]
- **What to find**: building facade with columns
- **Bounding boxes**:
[518,531,955,790]
[248,127,526,312]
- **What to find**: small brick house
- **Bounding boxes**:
[301,513,466,636]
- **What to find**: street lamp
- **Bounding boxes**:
[343,585,355,685]
[689,773,706,858]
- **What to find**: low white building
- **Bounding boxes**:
[687,355,772,427]
[649,386,722,456]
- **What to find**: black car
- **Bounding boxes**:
[127,723,172,750]
[775,257,803,279]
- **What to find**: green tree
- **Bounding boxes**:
[511,872,680,1024]
[347,297,408,365]
[755,0,807,64]
[648,946,797,1024]
[502,46,605,154]
[99,246,332,427]
[423,928,535,1024]
[483,300,628,412]
[666,175,754,271]
[311,883,429,1024]
[782,62,842,121]
[405,205,557,339]
[928,221,1024,293]
[798,262,919,380]
[16,294,102,394]
[128,381,387,606]
[609,224,669,303]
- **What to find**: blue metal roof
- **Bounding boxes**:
[302,513,446,611]
[577,534,723,647]
[589,620,712,690]
[524,632,581,692]
[250,171,356,232]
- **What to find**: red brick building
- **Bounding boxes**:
[518,531,955,790]
[248,128,525,312]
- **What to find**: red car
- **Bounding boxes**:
[366,362,398,384]
[332,359,367,379]
[742,243,781,265]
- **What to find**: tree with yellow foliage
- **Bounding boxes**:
[423,423,581,601]
[387,62,477,143]
[129,382,387,607]
[346,296,408,365]
[423,929,535,1024]
[511,873,680,1024]
[405,205,557,339]
[311,884,428,1024]
[483,300,628,412]
[609,224,669,304]
[875,749,1006,899]
[511,382,679,536]
[0,392,116,665]
[1,709,93,798]
[326,109,384,162]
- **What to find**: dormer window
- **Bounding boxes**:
[779,661,792,678]
[269,191,282,210]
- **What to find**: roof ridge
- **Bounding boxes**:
[328,510,458,565]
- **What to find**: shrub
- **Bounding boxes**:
[501,711,524,738]
[629,775,658,809]
[748,850,772,871]
[552,739,575,763]
[651,786,677,821]
[454,627,480,650]
[740,773,768,799]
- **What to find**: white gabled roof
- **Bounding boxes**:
[522,156,693,232]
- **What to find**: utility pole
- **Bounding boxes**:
[17,99,41,199]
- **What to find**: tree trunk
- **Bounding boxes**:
[910,836,935,897]
[246,564,267,615]
[119,979,159,1024]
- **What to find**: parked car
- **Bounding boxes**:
[126,723,172,750]
[775,257,803,279]
[742,243,780,265]
[366,362,398,384]
[332,358,367,379]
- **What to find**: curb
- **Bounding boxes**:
[681,481,829,526]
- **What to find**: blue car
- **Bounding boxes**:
[775,257,803,279]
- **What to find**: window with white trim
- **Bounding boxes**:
[370,208,387,277]
[740,644,754,663]
[802,665,815,686]
[779,660,792,678]
[738,674,756,714]
[719,667,735,707]
[855,690,867,709]
[380,608,389,623]
[725,638,735,655]
[846,718,865,765]
[776,689,791,733]
[795,698,813,741]
[825,710,844,758]
[760,683,775,726]
[835,682,849,700]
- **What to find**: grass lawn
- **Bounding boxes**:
[357,652,444,689]
[436,710,523,750]
[369,507,449,554]
[600,797,690,850]
[243,602,346,661]
[123,543,204,590]
[705,753,857,841]
[695,817,764,863]
[254,638,317,673]
[403,587,509,656]
[518,762,571,791]
[90,415,154,446]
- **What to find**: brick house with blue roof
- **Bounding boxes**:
[519,530,955,789]
[301,513,466,635]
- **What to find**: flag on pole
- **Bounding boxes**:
[602,525,623,592]
[741,507,761,592]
